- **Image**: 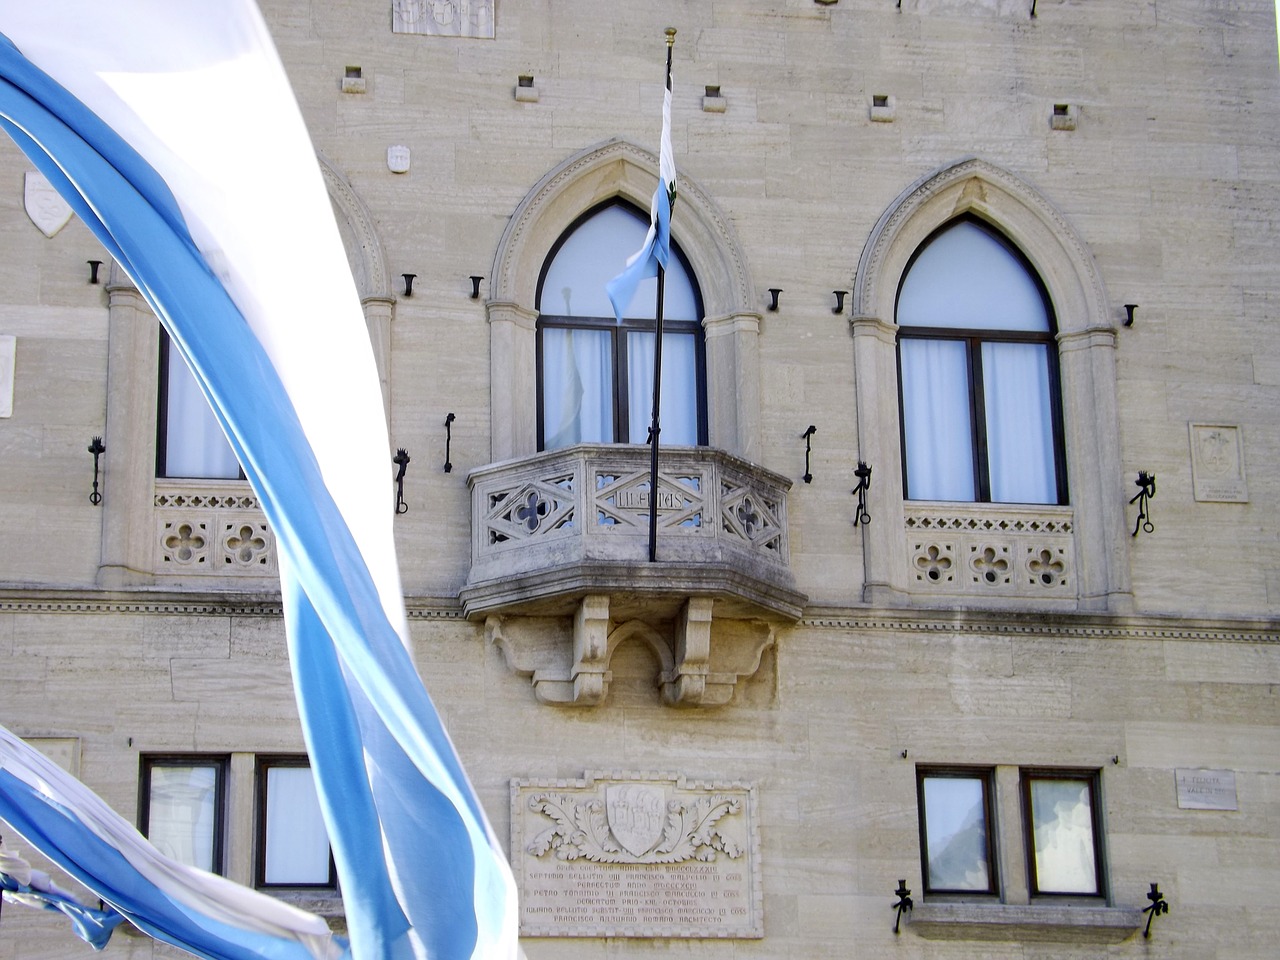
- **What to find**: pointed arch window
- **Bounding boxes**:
[536,201,706,451]
[896,217,1066,505]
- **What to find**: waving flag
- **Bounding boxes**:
[605,33,677,323]
[0,4,517,960]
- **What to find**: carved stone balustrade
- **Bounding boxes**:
[462,444,803,621]
[462,445,805,707]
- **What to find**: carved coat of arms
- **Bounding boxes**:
[24,171,73,238]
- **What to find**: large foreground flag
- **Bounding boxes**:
[0,4,517,960]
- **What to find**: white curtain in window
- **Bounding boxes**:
[147,765,217,872]
[1029,779,1097,894]
[626,331,697,445]
[264,766,330,885]
[900,339,974,501]
[982,342,1055,504]
[542,327,613,449]
[164,344,241,479]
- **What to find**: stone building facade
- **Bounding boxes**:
[2,1,1278,958]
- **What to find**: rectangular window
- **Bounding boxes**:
[1022,770,1103,896]
[139,756,227,874]
[916,768,997,895]
[255,757,334,888]
[157,329,242,479]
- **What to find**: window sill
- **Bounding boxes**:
[267,889,345,920]
[908,902,1142,943]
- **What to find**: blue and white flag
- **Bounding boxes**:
[605,45,676,322]
[0,4,517,960]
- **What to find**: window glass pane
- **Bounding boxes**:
[982,341,1056,503]
[162,337,240,479]
[1029,778,1098,894]
[898,220,1049,332]
[626,331,698,445]
[921,776,991,892]
[542,327,614,448]
[147,764,219,872]
[901,338,975,501]
[264,766,331,886]
[541,205,697,320]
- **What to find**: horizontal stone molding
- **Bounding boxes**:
[909,902,1143,943]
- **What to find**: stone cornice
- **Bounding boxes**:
[1,589,1274,643]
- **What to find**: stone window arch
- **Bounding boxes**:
[487,139,762,464]
[851,158,1131,612]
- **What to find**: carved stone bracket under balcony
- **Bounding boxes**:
[464,445,804,706]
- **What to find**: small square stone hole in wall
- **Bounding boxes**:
[703,85,726,113]
[1051,103,1077,130]
[515,75,539,102]
[870,94,895,122]
[342,66,366,94]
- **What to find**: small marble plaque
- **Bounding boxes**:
[392,0,494,38]
[0,335,14,418]
[1189,423,1248,502]
[511,771,762,939]
[1175,768,1237,810]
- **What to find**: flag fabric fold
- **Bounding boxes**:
[605,54,676,323]
[0,3,517,960]
[0,835,126,951]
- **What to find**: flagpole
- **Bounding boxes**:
[648,27,676,563]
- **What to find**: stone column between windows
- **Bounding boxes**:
[99,268,159,587]
[486,301,538,462]
[994,765,1030,904]
[361,295,394,425]
[226,752,256,887]
[850,315,909,603]
[703,311,762,461]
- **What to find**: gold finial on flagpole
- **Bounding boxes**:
[666,27,677,46]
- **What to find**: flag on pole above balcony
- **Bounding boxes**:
[606,31,678,323]
[0,4,517,960]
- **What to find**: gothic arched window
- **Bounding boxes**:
[897,217,1066,504]
[536,201,706,451]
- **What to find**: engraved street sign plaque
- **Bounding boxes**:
[1175,768,1238,810]
[512,771,762,939]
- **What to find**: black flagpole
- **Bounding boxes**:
[648,28,675,563]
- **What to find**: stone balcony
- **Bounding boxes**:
[461,444,804,621]
[461,445,806,707]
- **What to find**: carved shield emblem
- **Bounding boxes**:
[606,784,666,858]
[24,171,73,238]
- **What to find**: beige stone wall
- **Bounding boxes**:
[1,1,1279,958]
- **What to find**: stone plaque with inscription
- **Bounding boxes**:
[1189,423,1248,502]
[511,771,761,939]
[1176,768,1238,810]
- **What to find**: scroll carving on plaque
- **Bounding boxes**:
[511,771,762,938]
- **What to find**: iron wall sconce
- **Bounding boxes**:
[443,413,456,473]
[892,880,912,934]
[470,276,483,299]
[1130,471,1155,536]
[87,436,105,505]
[401,274,416,297]
[87,260,102,284]
[832,290,847,314]
[852,461,872,526]
[1124,303,1137,327]
[1142,882,1168,938]
[801,425,816,483]
[767,288,782,311]
[392,448,411,514]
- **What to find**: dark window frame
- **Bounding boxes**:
[534,199,708,451]
[915,765,1000,897]
[138,754,229,876]
[895,215,1068,505]
[253,755,336,890]
[1020,767,1105,899]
